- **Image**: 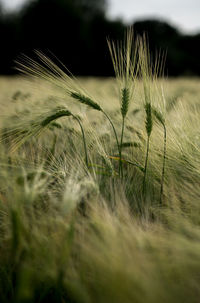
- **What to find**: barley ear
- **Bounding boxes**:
[121,87,130,118]
[41,109,72,127]
[145,102,153,137]
[40,107,89,168]
[70,92,102,111]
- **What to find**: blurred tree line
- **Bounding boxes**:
[0,0,200,76]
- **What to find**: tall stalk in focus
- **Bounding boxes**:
[108,28,138,177]
[138,35,154,196]
[16,54,120,167]
[139,34,166,202]
[152,107,167,205]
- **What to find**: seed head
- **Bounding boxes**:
[70,92,102,111]
[121,87,130,118]
[145,102,153,137]
[41,108,72,127]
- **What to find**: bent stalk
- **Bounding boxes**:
[102,110,120,163]
[73,116,89,169]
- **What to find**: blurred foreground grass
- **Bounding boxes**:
[0,76,200,303]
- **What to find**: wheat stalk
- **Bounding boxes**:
[16,54,120,163]
[152,107,167,204]
[108,28,138,177]
[70,92,102,111]
[5,107,89,168]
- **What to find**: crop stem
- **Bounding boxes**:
[119,117,125,177]
[102,110,120,163]
[143,135,150,197]
[73,116,89,168]
[160,124,167,204]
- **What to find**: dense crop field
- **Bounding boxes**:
[0,33,200,302]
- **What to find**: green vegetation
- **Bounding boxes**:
[0,32,200,302]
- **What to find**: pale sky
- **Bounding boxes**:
[1,0,200,34]
[1,0,28,11]
[107,0,200,34]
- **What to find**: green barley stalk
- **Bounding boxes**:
[16,55,120,168]
[8,107,89,168]
[143,102,153,194]
[69,91,120,163]
[139,34,166,201]
[42,107,89,168]
[107,28,138,177]
[138,35,153,196]
[152,107,167,204]
[119,87,130,177]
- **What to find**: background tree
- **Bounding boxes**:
[0,0,199,76]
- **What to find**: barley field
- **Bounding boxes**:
[0,34,200,303]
